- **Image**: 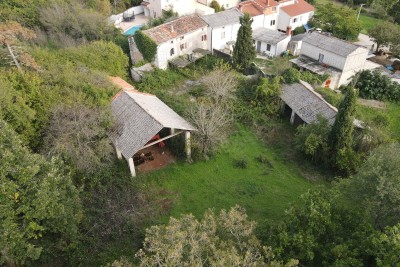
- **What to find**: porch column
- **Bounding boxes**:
[185,131,191,160]
[128,158,136,177]
[116,146,122,160]
[170,128,175,134]
[290,110,296,125]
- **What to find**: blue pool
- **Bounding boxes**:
[123,25,143,36]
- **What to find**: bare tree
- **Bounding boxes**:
[0,21,38,71]
[188,100,232,155]
[201,61,238,100]
[43,103,114,173]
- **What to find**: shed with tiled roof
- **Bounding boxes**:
[110,87,195,176]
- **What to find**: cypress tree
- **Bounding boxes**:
[328,87,358,173]
[232,13,256,71]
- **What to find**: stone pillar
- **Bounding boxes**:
[290,110,296,125]
[116,147,122,160]
[128,158,136,177]
[170,128,175,134]
[185,131,191,160]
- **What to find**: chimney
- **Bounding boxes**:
[266,0,270,6]
[286,26,292,36]
[171,25,174,32]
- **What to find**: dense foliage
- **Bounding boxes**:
[328,87,359,175]
[135,206,298,266]
[368,21,400,53]
[354,69,400,102]
[233,13,256,71]
[133,30,158,62]
[0,120,82,266]
[310,3,362,40]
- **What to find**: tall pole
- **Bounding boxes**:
[357,4,365,21]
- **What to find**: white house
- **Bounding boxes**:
[237,0,279,30]
[291,32,379,89]
[141,0,239,18]
[198,0,240,9]
[287,32,307,56]
[140,14,209,69]
[277,0,314,32]
[253,27,291,57]
[201,8,243,52]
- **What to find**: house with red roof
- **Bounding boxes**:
[237,0,314,31]
[277,0,314,31]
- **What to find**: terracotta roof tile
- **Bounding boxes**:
[143,14,208,45]
[109,76,136,90]
[238,0,279,16]
[280,0,314,17]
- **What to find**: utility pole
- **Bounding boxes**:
[357,4,366,21]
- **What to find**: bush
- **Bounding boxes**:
[233,159,248,169]
[354,69,400,102]
[293,26,306,35]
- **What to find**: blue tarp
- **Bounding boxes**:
[303,24,312,31]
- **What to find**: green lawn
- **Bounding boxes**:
[141,126,322,224]
[387,103,400,141]
[359,14,382,34]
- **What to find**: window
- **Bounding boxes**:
[318,53,324,63]
[180,43,187,51]
[170,48,174,56]
[293,17,298,23]
[221,31,225,39]
[266,44,271,51]
[272,7,276,12]
[201,34,207,41]
[270,20,275,26]
[171,40,173,44]
[180,36,184,40]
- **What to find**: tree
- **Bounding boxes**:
[310,3,362,40]
[43,103,114,175]
[353,69,400,102]
[368,21,399,53]
[188,100,232,155]
[254,76,282,116]
[328,87,358,175]
[372,223,400,266]
[210,0,222,12]
[343,143,400,229]
[265,190,375,266]
[136,206,298,266]
[232,13,256,71]
[201,60,238,100]
[0,21,38,72]
[295,116,331,164]
[0,120,82,266]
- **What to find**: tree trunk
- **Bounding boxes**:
[6,42,22,72]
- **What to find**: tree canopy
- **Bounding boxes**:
[310,3,362,40]
[233,13,256,71]
[0,120,82,266]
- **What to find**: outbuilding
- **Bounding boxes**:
[110,88,195,176]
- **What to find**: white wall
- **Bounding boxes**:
[251,14,279,30]
[217,0,241,9]
[278,11,314,31]
[342,48,368,72]
[109,5,144,25]
[255,35,290,57]
[301,42,347,70]
[155,28,208,69]
[208,23,241,50]
[277,11,291,31]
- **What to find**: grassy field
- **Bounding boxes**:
[359,14,382,34]
[141,125,323,224]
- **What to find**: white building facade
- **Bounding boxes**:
[201,8,243,51]
[253,27,291,57]
[141,14,209,69]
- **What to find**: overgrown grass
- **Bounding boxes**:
[141,125,322,224]
[387,103,400,141]
[359,14,383,34]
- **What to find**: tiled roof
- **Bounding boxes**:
[253,27,289,44]
[110,90,195,159]
[238,0,279,17]
[280,0,314,17]
[109,76,136,90]
[143,14,208,45]
[281,81,337,125]
[201,8,243,28]
[303,32,366,57]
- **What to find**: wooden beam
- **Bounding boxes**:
[141,131,183,150]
